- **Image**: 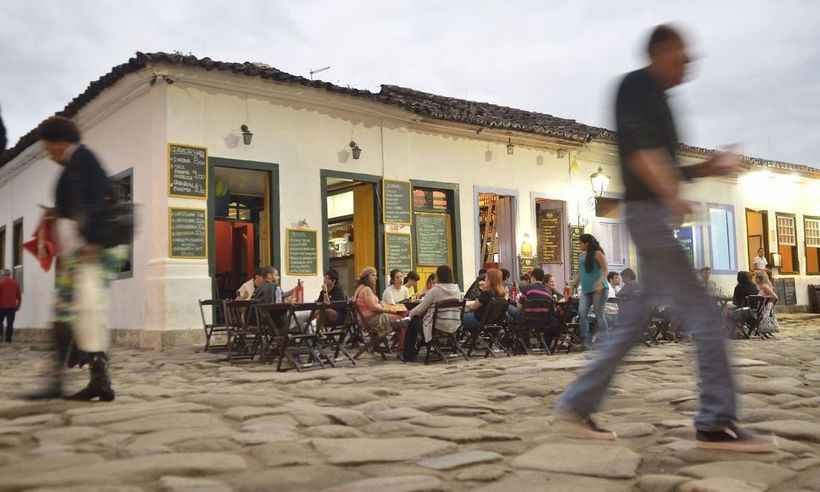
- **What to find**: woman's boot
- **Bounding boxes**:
[24,322,72,400]
[67,352,115,402]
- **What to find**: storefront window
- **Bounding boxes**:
[708,204,737,273]
[12,219,23,290]
[806,217,820,275]
[112,170,133,278]
[413,189,448,212]
[776,213,798,274]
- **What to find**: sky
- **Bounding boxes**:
[1,0,819,166]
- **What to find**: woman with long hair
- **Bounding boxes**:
[752,271,779,334]
[577,233,609,348]
[462,268,506,334]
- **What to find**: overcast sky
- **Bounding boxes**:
[2,1,818,166]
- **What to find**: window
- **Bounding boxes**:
[804,216,820,275]
[0,226,5,271]
[674,223,704,268]
[776,213,798,274]
[12,219,23,290]
[111,169,133,278]
[593,220,629,269]
[413,189,448,212]
[708,205,737,273]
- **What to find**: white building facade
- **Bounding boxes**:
[1,53,818,349]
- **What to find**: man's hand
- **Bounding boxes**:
[663,196,693,226]
[704,149,743,177]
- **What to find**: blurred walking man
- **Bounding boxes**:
[553,25,772,452]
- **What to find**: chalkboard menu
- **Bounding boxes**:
[774,277,797,305]
[569,226,584,276]
[415,212,450,266]
[385,232,413,275]
[538,210,562,264]
[169,143,207,198]
[286,228,318,276]
[383,180,412,224]
[169,208,206,258]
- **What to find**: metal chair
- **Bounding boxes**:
[223,300,256,362]
[424,299,468,364]
[199,299,228,352]
[466,297,510,358]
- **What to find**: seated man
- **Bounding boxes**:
[237,267,272,300]
[463,269,487,301]
[403,265,462,362]
[251,268,278,304]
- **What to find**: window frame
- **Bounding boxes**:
[12,218,23,291]
[775,212,799,275]
[804,215,820,276]
[110,168,134,280]
[706,203,738,275]
[674,221,706,269]
[0,225,5,271]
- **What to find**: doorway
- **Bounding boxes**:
[745,209,769,271]
[533,197,568,288]
[475,188,518,277]
[322,171,382,295]
[208,158,279,301]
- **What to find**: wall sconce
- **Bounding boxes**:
[349,140,362,160]
[556,149,566,158]
[506,137,514,155]
[590,166,611,198]
[240,124,253,145]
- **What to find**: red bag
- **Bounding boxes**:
[23,215,56,272]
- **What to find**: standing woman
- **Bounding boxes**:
[28,116,120,401]
[577,233,609,348]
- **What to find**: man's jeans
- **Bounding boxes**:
[0,309,15,342]
[558,201,736,432]
[578,289,609,347]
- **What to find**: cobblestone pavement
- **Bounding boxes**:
[0,315,819,492]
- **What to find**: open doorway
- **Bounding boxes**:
[322,173,381,295]
[477,190,517,275]
[209,163,276,300]
[745,209,769,271]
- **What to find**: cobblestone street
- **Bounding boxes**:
[0,315,819,492]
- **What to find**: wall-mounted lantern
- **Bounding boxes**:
[240,124,253,146]
[349,140,362,160]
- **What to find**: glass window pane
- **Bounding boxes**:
[709,207,733,271]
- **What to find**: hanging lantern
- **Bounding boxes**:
[240,124,253,145]
[590,166,611,197]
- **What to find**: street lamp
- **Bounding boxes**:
[240,125,253,146]
[590,166,610,198]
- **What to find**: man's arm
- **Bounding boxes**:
[626,148,689,216]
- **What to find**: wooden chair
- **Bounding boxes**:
[223,300,256,362]
[199,299,228,352]
[424,299,468,364]
[466,298,510,358]
[315,300,356,366]
[741,295,778,339]
[519,295,560,355]
[254,303,327,371]
[351,303,394,361]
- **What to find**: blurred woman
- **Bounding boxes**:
[577,233,609,348]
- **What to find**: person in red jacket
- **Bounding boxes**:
[0,269,22,342]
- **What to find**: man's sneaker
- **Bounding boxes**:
[552,410,617,440]
[696,423,775,453]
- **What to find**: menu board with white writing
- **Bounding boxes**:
[385,232,413,275]
[383,180,412,224]
[169,208,206,258]
[569,226,584,276]
[168,143,207,198]
[286,228,318,276]
[774,278,797,306]
[415,212,450,267]
[538,209,562,264]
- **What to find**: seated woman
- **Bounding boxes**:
[382,269,409,305]
[353,267,406,340]
[403,271,421,299]
[402,265,461,362]
[732,271,759,307]
[462,268,506,335]
[417,272,437,299]
[753,271,779,334]
[316,269,347,325]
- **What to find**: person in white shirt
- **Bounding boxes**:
[382,269,409,305]
[236,267,273,300]
[752,248,768,273]
[607,272,622,297]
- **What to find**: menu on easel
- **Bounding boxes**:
[385,232,413,275]
[168,143,207,198]
[538,209,562,264]
[169,208,206,258]
[569,226,584,276]
[383,180,412,225]
[775,278,797,305]
[286,228,318,276]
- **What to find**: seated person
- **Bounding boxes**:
[501,268,512,296]
[418,272,437,299]
[545,274,564,302]
[732,271,759,307]
[251,268,278,303]
[520,268,548,298]
[316,269,347,324]
[699,266,719,298]
[403,271,421,299]
[752,271,779,334]
[463,269,487,300]
[519,272,531,291]
[463,269,506,333]
[236,267,273,300]
[607,271,622,298]
[402,265,462,361]
[352,267,405,338]
[382,269,410,305]
[617,268,640,300]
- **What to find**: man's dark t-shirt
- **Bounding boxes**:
[615,68,692,202]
